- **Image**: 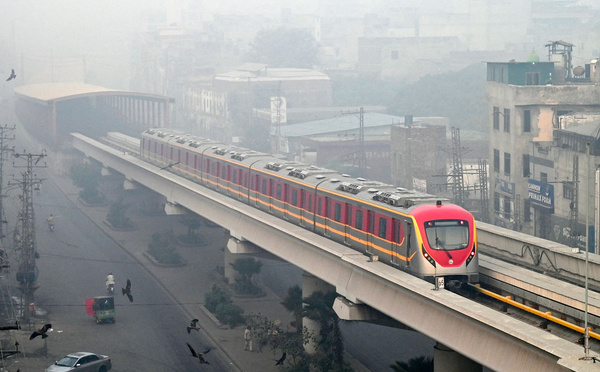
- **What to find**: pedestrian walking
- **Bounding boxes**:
[244,325,253,352]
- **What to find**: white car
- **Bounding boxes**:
[46,352,111,372]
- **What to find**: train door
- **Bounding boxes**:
[300,189,306,227]
[268,179,274,213]
[323,197,330,236]
[344,204,352,244]
[283,184,289,219]
[391,219,403,265]
[366,210,375,255]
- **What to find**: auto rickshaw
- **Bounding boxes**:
[85,296,115,324]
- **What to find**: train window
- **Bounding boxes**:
[262,179,268,194]
[378,218,387,238]
[243,173,247,187]
[356,210,363,230]
[221,166,227,179]
[317,198,322,215]
[276,184,282,200]
[393,220,404,243]
[211,163,216,175]
[334,203,341,222]
[308,195,313,212]
[232,169,238,184]
[292,189,298,206]
[170,147,173,160]
[424,220,469,250]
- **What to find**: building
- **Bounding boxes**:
[487,41,600,250]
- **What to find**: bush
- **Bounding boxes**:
[204,283,231,313]
[215,302,245,328]
[147,233,182,265]
[204,283,245,328]
[106,197,134,229]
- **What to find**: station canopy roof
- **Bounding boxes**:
[14,82,122,104]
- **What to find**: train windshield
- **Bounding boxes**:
[424,220,469,251]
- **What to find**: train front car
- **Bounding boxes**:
[410,201,478,288]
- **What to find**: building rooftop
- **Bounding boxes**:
[215,66,330,82]
[272,112,406,137]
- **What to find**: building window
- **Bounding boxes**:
[504,152,511,176]
[523,155,530,177]
[493,149,500,172]
[503,109,510,132]
[563,182,574,200]
[493,107,500,130]
[524,200,531,222]
[526,72,540,85]
[391,50,399,60]
[503,195,511,216]
[540,172,548,183]
[524,110,531,132]
[494,192,500,214]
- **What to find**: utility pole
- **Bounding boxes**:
[339,107,367,178]
[0,125,16,239]
[10,150,46,324]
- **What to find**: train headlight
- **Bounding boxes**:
[465,245,476,266]
[422,246,436,267]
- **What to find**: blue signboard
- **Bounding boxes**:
[494,178,515,196]
[528,179,554,208]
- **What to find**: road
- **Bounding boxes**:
[0,120,234,370]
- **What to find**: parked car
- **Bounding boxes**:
[45,351,111,372]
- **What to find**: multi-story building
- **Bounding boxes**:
[487,41,600,250]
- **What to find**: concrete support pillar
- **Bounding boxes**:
[123,178,137,190]
[164,201,185,215]
[224,237,261,284]
[302,272,334,354]
[434,342,481,372]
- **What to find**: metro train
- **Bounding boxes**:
[139,128,479,287]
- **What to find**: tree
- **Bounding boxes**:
[70,162,105,205]
[390,356,434,372]
[177,216,203,245]
[246,27,319,68]
[302,291,347,371]
[106,196,133,229]
[230,257,263,294]
[281,285,303,333]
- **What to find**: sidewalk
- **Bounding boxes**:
[50,171,297,372]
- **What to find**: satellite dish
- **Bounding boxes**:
[573,66,585,76]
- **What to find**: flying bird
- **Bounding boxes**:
[30,323,52,340]
[6,69,16,82]
[122,278,133,302]
[275,351,286,366]
[186,342,210,364]
[187,318,200,334]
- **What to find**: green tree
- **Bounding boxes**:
[106,196,133,229]
[70,162,105,205]
[281,285,304,333]
[246,27,319,68]
[390,356,434,372]
[230,257,263,294]
[177,216,203,245]
[302,291,347,371]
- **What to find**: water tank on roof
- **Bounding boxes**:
[573,66,585,76]
[526,49,540,63]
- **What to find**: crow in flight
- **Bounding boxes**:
[122,278,133,302]
[30,323,52,340]
[187,318,200,334]
[6,69,16,82]
[275,351,286,365]
[186,342,210,364]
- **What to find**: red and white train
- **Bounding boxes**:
[140,128,479,287]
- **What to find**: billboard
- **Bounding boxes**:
[528,179,554,209]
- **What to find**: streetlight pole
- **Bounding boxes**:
[584,143,590,357]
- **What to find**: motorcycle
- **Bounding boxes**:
[106,283,115,295]
[48,220,54,232]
